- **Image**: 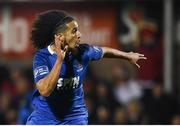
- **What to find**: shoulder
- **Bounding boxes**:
[78,44,102,54]
[78,44,91,52]
[73,44,91,62]
[76,44,91,56]
[78,43,98,54]
[33,48,50,63]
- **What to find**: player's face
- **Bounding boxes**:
[63,20,81,49]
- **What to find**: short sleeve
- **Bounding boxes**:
[33,54,50,83]
[86,45,103,61]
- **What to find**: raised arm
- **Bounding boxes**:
[36,34,68,97]
[102,47,147,68]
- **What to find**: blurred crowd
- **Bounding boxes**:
[84,63,180,124]
[0,65,33,124]
[0,58,179,124]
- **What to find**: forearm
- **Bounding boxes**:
[36,57,62,97]
[102,47,130,60]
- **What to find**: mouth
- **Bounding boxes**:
[75,40,80,47]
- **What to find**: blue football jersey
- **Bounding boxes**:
[30,44,103,122]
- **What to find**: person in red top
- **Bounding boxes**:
[137,26,163,86]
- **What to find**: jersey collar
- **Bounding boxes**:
[47,45,56,55]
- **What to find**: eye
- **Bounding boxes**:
[72,27,77,34]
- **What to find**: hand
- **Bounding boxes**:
[127,52,147,68]
[54,34,68,60]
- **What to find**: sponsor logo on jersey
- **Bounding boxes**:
[57,76,80,90]
[93,46,101,52]
[34,66,49,78]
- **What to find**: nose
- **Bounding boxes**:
[77,30,81,39]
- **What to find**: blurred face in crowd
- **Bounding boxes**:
[15,78,30,96]
[172,115,180,125]
[153,84,162,98]
[141,28,157,46]
[85,97,94,115]
[142,34,155,45]
[96,83,108,97]
[0,92,11,112]
[5,108,17,124]
[97,106,110,123]
[114,107,127,124]
[127,100,140,116]
[58,20,81,49]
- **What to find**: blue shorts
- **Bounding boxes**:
[26,111,88,125]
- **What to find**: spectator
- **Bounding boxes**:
[143,83,175,124]
[113,106,128,124]
[171,115,180,125]
[96,105,111,124]
[95,81,112,106]
[0,92,13,124]
[14,77,33,124]
[4,107,17,124]
[126,100,145,124]
[113,77,142,106]
[84,96,96,124]
[137,25,163,88]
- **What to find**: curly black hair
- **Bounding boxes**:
[31,10,74,49]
